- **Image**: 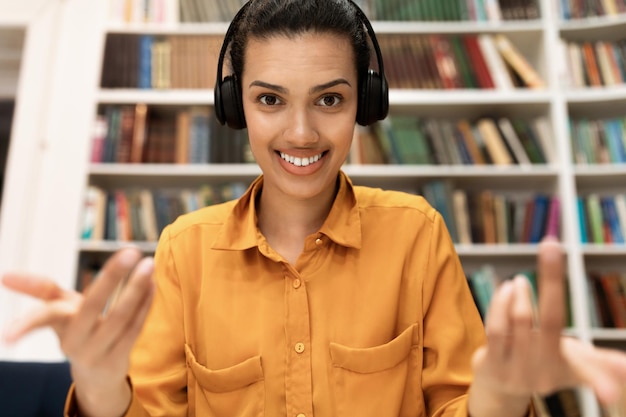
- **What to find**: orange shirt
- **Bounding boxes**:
[66,171,486,417]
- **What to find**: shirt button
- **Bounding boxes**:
[293,279,301,289]
[294,342,305,353]
[315,237,323,246]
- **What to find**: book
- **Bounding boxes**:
[497,117,532,166]
[493,34,545,89]
[477,34,514,89]
[476,117,514,165]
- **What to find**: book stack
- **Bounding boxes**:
[80,183,249,243]
[563,39,626,88]
[560,0,626,19]
[371,0,541,21]
[379,33,545,90]
[101,34,223,89]
[577,194,626,244]
[419,180,560,244]
[350,115,554,166]
[570,117,626,164]
[91,104,253,164]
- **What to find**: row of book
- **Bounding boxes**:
[423,181,560,245]
[560,0,626,20]
[107,0,542,23]
[578,194,626,244]
[101,34,222,89]
[100,32,544,91]
[588,271,626,329]
[570,117,626,164]
[377,33,543,90]
[563,38,626,88]
[91,104,253,164]
[107,0,247,23]
[80,183,249,242]
[370,0,540,21]
[350,115,554,165]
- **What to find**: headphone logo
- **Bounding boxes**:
[214,0,389,129]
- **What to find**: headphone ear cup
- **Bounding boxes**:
[218,75,247,129]
[357,69,388,126]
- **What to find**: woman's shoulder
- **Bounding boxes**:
[166,199,239,236]
[352,185,437,220]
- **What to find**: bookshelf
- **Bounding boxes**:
[2,0,626,415]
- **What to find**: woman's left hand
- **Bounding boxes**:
[469,236,626,415]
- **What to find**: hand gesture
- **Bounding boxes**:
[470,236,626,415]
[1,247,154,417]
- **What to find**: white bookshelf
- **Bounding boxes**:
[1,0,625,415]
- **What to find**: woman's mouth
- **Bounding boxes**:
[278,151,326,167]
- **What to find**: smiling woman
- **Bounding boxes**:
[4,1,626,417]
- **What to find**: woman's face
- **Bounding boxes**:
[241,31,358,202]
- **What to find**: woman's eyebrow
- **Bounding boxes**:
[249,80,288,93]
[309,78,351,94]
[248,78,352,94]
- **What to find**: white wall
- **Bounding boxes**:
[0,0,107,361]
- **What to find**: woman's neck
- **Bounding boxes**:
[256,181,337,264]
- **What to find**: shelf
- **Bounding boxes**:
[96,89,553,108]
[104,20,545,36]
[581,245,626,256]
[455,243,541,257]
[106,21,230,35]
[559,13,626,40]
[371,20,544,35]
[98,89,215,105]
[78,240,546,256]
[590,328,626,341]
[574,165,626,192]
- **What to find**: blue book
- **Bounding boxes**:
[605,119,626,163]
[578,197,588,243]
[603,197,625,244]
[138,35,153,89]
[529,194,549,243]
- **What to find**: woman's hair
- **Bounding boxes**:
[229,0,371,85]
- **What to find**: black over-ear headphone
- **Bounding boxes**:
[214,0,389,129]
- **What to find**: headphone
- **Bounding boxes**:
[214,0,389,129]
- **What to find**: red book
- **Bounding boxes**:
[463,35,495,89]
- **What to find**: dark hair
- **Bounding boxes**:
[228,0,371,86]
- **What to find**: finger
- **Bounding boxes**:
[77,247,144,326]
[484,279,515,360]
[537,236,565,341]
[2,273,64,301]
[2,300,78,344]
[511,275,534,345]
[109,269,155,360]
[62,248,144,354]
[94,257,154,354]
[561,337,623,405]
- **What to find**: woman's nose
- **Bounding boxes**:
[283,107,320,146]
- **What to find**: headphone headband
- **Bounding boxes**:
[214,0,389,129]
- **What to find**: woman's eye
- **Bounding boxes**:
[317,95,341,107]
[259,95,280,106]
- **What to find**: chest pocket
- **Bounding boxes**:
[329,324,423,417]
[185,344,264,417]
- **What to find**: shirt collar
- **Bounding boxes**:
[212,171,362,251]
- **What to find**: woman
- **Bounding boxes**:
[3,1,626,416]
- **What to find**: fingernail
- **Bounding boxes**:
[136,257,154,275]
[118,247,141,267]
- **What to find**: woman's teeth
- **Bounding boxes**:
[280,152,323,167]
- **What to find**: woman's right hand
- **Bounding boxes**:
[1,247,155,417]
